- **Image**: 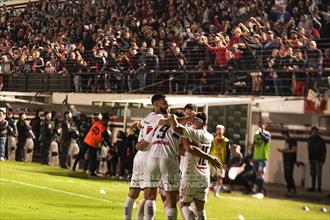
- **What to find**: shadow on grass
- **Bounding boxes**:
[28,168,129,185]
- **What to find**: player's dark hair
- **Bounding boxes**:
[151,93,166,105]
[184,103,197,111]
[102,112,110,121]
[173,111,185,117]
[196,112,207,125]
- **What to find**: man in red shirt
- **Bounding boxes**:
[202,35,230,93]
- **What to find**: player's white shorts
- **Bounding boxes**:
[130,155,148,188]
[210,165,226,178]
[144,157,180,192]
[180,182,209,203]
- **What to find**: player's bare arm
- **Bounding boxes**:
[181,138,222,169]
[135,139,150,151]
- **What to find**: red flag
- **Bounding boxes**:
[304,89,327,112]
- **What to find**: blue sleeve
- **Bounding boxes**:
[259,132,271,143]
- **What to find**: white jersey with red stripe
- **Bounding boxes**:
[130,112,164,188]
[143,123,181,191]
[135,112,164,161]
[180,127,214,186]
[146,124,181,159]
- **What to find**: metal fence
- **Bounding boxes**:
[2,69,329,96]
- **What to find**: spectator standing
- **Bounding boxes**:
[16,112,29,161]
[60,111,73,168]
[292,49,306,96]
[40,112,53,165]
[6,110,16,160]
[202,35,230,93]
[44,61,56,75]
[0,110,8,161]
[277,128,298,194]
[115,130,128,179]
[30,109,41,158]
[1,55,11,74]
[305,41,323,78]
[244,34,264,94]
[126,121,140,178]
[252,121,271,198]
[307,127,326,192]
[144,47,159,92]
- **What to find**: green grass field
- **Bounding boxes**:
[0,161,329,220]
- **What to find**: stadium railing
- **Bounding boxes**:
[2,69,329,96]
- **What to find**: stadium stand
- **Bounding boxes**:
[0,0,329,95]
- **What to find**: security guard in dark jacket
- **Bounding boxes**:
[40,112,54,165]
[277,128,297,193]
[6,111,16,160]
[60,111,73,168]
[16,112,29,161]
[0,110,8,160]
[307,127,326,192]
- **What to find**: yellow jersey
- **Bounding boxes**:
[210,137,230,164]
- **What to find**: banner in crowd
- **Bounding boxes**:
[304,78,330,113]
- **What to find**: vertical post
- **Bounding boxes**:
[123,103,129,132]
[203,104,209,117]
[204,104,209,130]
[246,103,252,156]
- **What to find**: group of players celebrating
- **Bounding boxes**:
[124,94,222,220]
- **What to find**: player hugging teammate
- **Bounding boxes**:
[124,94,222,220]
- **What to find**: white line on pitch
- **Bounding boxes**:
[0,178,114,204]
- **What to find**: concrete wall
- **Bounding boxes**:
[257,134,330,190]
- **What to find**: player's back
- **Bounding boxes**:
[149,124,181,160]
[181,128,214,184]
[135,112,164,159]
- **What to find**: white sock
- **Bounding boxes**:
[144,200,156,220]
[197,210,207,220]
[182,206,195,220]
[136,199,145,220]
[166,208,177,220]
[124,196,135,220]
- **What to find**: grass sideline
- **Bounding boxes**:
[0,161,329,220]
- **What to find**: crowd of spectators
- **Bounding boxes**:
[0,0,330,95]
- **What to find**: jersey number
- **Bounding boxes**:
[198,145,210,166]
[156,126,170,139]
